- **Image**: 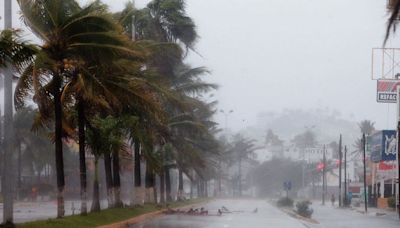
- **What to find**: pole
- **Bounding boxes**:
[338,134,342,207]
[397,121,400,218]
[344,146,348,206]
[322,147,326,205]
[3,0,14,224]
[397,85,400,218]
[362,134,368,213]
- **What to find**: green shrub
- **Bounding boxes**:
[388,197,396,209]
[277,197,294,207]
[296,200,313,218]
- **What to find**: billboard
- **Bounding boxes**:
[382,130,397,161]
[369,130,397,162]
[377,80,400,103]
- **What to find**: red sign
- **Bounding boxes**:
[379,161,395,170]
[377,80,400,103]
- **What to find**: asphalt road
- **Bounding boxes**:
[130,199,306,228]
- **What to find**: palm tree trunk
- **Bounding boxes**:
[196,178,201,198]
[153,174,158,204]
[205,181,208,198]
[178,169,183,201]
[238,157,242,197]
[17,141,22,200]
[112,151,122,207]
[165,166,172,202]
[54,74,65,218]
[160,170,165,204]
[145,163,155,203]
[91,156,100,212]
[103,153,114,208]
[77,98,87,215]
[190,176,193,199]
[134,139,142,205]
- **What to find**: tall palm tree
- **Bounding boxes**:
[0,28,36,224]
[386,0,400,43]
[358,120,375,136]
[132,0,202,201]
[16,0,138,217]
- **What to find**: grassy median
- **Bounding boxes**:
[17,198,208,228]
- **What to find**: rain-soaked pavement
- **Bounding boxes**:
[3,198,400,227]
[130,199,305,228]
[130,199,400,228]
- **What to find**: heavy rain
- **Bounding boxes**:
[1,0,400,228]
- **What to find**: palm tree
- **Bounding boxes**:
[386,0,400,43]
[0,28,36,224]
[116,0,216,205]
[13,107,35,197]
[16,0,140,217]
[229,134,257,196]
[358,120,375,136]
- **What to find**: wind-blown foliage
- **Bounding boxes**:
[9,0,222,222]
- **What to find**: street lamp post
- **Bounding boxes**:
[218,109,233,197]
[220,109,233,133]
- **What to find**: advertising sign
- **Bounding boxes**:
[377,80,400,103]
[381,130,397,161]
[369,131,383,162]
[368,130,397,163]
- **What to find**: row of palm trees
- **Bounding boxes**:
[0,0,221,224]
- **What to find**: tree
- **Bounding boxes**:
[16,0,140,216]
[228,134,257,196]
[252,158,309,197]
[265,129,283,147]
[114,0,201,205]
[86,116,135,211]
[385,1,400,43]
[292,130,317,149]
[358,120,375,136]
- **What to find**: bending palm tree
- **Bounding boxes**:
[16,0,137,217]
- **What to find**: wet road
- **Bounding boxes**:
[130,199,305,228]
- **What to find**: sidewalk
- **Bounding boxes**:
[0,200,109,223]
[306,202,400,228]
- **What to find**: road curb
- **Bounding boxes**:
[278,207,319,224]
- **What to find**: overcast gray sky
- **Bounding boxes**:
[1,0,397,131]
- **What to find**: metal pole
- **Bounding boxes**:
[322,147,326,205]
[363,134,368,213]
[344,146,348,206]
[396,85,400,218]
[338,134,342,207]
[3,0,14,224]
[397,121,400,218]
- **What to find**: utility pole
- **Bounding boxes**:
[322,146,326,205]
[362,134,368,213]
[3,0,14,224]
[338,134,342,207]
[397,121,400,218]
[344,146,348,206]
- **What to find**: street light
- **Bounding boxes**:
[220,109,234,132]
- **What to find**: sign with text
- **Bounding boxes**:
[377,80,400,103]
